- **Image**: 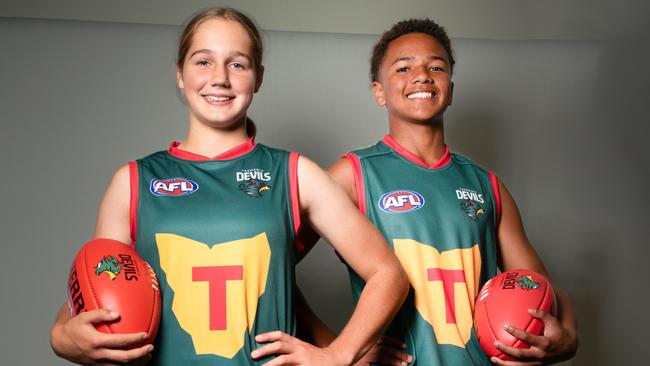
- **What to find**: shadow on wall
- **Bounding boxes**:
[583,20,650,366]
[446,104,502,170]
[568,230,610,366]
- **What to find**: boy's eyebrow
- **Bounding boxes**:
[390,55,449,65]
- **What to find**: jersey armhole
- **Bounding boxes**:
[289,152,303,253]
[343,152,366,216]
[488,171,501,228]
[128,161,139,248]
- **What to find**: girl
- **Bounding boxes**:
[50,7,408,366]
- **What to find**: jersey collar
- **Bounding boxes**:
[168,136,256,161]
[382,134,451,170]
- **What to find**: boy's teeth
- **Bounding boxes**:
[407,92,433,99]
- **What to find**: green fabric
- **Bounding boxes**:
[349,141,498,365]
[135,144,296,365]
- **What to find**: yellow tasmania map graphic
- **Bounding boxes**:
[394,240,481,348]
[156,233,271,358]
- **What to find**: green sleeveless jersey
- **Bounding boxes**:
[129,139,301,365]
[346,135,500,365]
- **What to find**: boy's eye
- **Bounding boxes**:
[230,63,245,70]
[397,66,409,72]
[196,60,211,66]
[431,66,445,72]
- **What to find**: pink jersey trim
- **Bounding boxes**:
[289,152,303,252]
[128,161,139,248]
[382,134,451,170]
[488,171,502,227]
[343,153,366,216]
[168,137,256,161]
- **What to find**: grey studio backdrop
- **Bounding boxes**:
[1,2,649,365]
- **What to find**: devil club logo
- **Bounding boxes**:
[95,256,122,280]
[378,190,425,213]
[456,188,485,221]
[516,275,541,290]
[95,254,139,281]
[150,177,199,197]
[236,168,271,198]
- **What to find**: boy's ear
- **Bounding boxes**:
[176,67,184,90]
[448,81,454,106]
[372,81,386,107]
[254,65,265,93]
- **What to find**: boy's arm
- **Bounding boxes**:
[492,178,578,365]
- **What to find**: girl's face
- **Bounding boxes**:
[373,32,453,126]
[176,18,262,130]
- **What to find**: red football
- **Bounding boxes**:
[474,269,556,361]
[67,238,161,345]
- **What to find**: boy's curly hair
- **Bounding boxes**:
[370,18,455,82]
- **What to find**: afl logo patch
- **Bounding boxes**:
[150,178,199,197]
[378,190,425,213]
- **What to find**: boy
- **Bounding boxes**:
[298,18,578,365]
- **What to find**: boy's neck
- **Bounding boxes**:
[388,119,446,167]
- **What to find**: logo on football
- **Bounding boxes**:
[95,256,122,280]
[474,270,556,361]
[150,177,199,196]
[378,190,425,213]
[67,238,161,345]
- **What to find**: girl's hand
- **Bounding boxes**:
[252,331,350,366]
[51,308,153,366]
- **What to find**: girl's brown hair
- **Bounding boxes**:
[176,7,264,73]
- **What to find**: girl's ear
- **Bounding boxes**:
[176,67,184,90]
[254,65,265,93]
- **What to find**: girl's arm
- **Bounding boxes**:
[50,165,154,365]
[253,156,409,365]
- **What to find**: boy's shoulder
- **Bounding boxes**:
[348,140,392,160]
[450,151,493,176]
[451,151,483,167]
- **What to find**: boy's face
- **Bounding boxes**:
[373,32,453,125]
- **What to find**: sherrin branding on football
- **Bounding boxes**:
[150,177,199,196]
[378,190,425,213]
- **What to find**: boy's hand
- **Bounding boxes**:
[353,336,412,366]
[491,309,578,365]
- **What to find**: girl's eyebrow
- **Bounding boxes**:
[189,49,252,61]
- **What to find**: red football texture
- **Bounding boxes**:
[67,238,161,345]
[474,269,556,361]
